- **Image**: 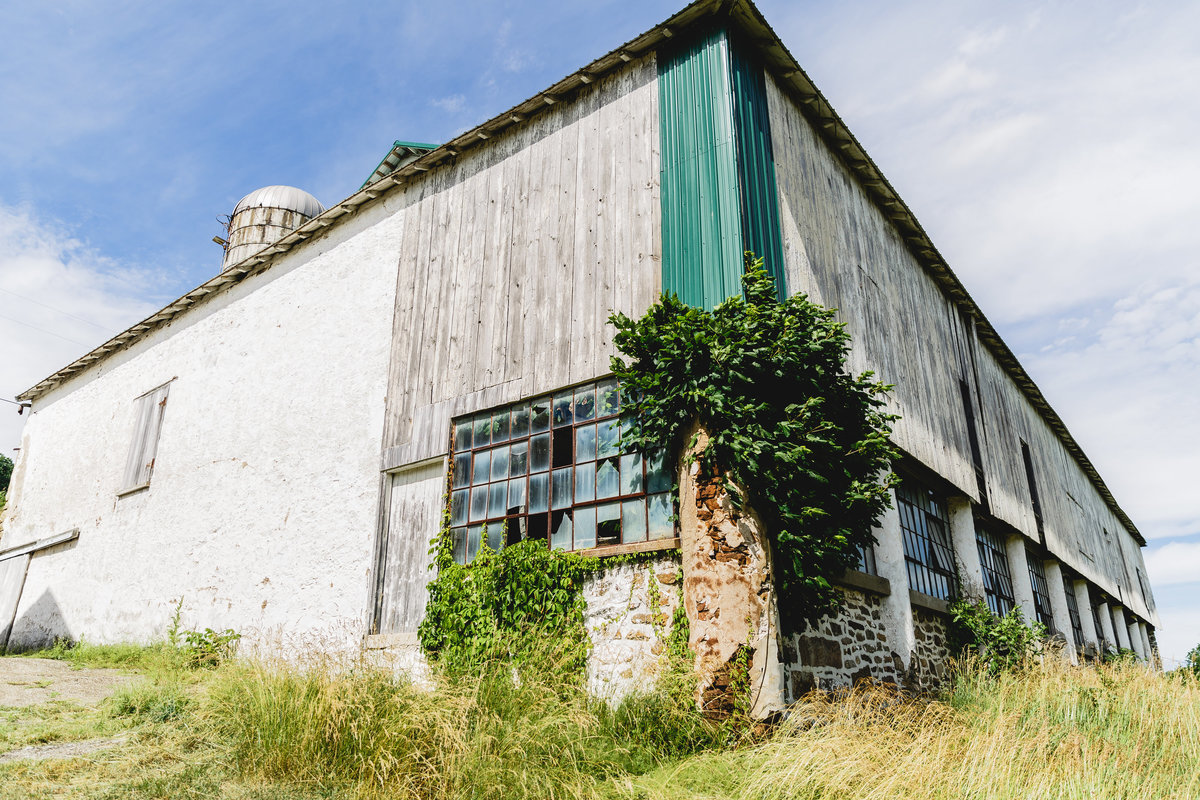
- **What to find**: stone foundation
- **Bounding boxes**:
[907,607,951,692]
[583,554,683,701]
[781,587,896,699]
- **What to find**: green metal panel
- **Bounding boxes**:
[658,29,743,310]
[658,28,787,308]
[729,38,787,301]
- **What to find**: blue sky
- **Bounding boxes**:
[1,0,1196,665]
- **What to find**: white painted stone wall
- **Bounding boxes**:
[1,196,408,653]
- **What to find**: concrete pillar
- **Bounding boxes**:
[1005,535,1037,623]
[1073,580,1099,652]
[1126,617,1145,660]
[1042,560,1078,664]
[872,494,914,673]
[1112,606,1132,652]
[947,497,985,601]
[1096,600,1116,653]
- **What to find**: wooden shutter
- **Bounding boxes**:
[121,383,170,491]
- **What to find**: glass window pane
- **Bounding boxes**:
[530,433,550,473]
[491,410,510,443]
[552,393,573,427]
[597,501,621,545]
[596,457,619,499]
[575,424,596,463]
[597,378,619,417]
[472,450,491,485]
[450,489,468,526]
[466,525,483,563]
[452,452,471,489]
[552,467,573,510]
[551,510,573,551]
[469,486,488,522]
[622,499,647,543]
[454,422,472,452]
[489,482,507,518]
[648,493,673,540]
[473,413,491,448]
[574,506,596,549]
[452,527,467,564]
[511,404,530,438]
[574,386,596,422]
[509,441,528,476]
[531,397,551,432]
[597,418,619,458]
[490,444,510,482]
[507,478,526,515]
[485,522,504,553]
[620,453,643,495]
[529,472,549,514]
[575,461,595,503]
[646,449,671,493]
[618,415,635,453]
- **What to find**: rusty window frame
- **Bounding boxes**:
[896,482,956,601]
[1026,546,1054,628]
[446,378,675,563]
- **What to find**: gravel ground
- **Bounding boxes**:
[0,657,135,708]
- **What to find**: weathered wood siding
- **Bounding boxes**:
[375,460,445,634]
[764,73,978,499]
[764,72,1154,623]
[381,54,661,469]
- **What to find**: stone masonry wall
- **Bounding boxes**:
[908,607,951,692]
[583,555,683,701]
[781,587,896,699]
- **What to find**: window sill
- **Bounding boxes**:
[836,569,891,596]
[581,537,680,560]
[909,590,951,615]
[116,483,150,498]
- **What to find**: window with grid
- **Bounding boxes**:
[855,543,878,576]
[1090,600,1108,651]
[975,528,1015,617]
[896,483,956,601]
[446,378,675,564]
[1026,547,1053,627]
[1062,574,1084,650]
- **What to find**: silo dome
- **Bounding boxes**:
[220,185,326,272]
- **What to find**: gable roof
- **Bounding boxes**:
[16,0,1145,545]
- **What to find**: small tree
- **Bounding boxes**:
[0,453,12,492]
[609,255,898,623]
[1186,644,1200,678]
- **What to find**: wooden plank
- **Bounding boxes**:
[0,554,31,652]
[377,460,445,634]
[570,76,602,384]
[502,119,534,385]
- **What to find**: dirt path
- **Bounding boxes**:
[0,657,135,707]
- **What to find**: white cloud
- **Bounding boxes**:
[1144,541,1200,588]
[430,94,467,114]
[0,204,166,452]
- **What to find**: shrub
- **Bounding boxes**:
[949,599,1045,674]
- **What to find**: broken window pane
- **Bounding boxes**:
[551,467,573,510]
[574,386,596,422]
[450,489,468,526]
[452,452,471,489]
[647,492,673,540]
[490,444,510,482]
[504,517,524,548]
[507,478,527,515]
[575,424,596,463]
[551,510,572,551]
[552,427,573,468]
[574,506,596,549]
[622,499,647,543]
[509,441,528,476]
[469,486,488,522]
[596,458,619,499]
[575,461,595,503]
[620,453,643,495]
[597,502,621,546]
[466,525,483,563]
[529,434,550,473]
[529,472,549,514]
[552,393,573,427]
[531,397,551,432]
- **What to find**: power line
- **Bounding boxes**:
[0,287,114,332]
[0,397,23,407]
[0,311,93,347]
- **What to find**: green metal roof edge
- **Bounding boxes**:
[361,141,441,189]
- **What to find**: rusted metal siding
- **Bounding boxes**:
[657,29,743,309]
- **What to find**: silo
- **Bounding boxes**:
[220,185,326,271]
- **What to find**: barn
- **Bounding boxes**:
[0,0,1158,707]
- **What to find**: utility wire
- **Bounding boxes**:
[0,397,23,407]
[0,311,93,348]
[0,287,113,332]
